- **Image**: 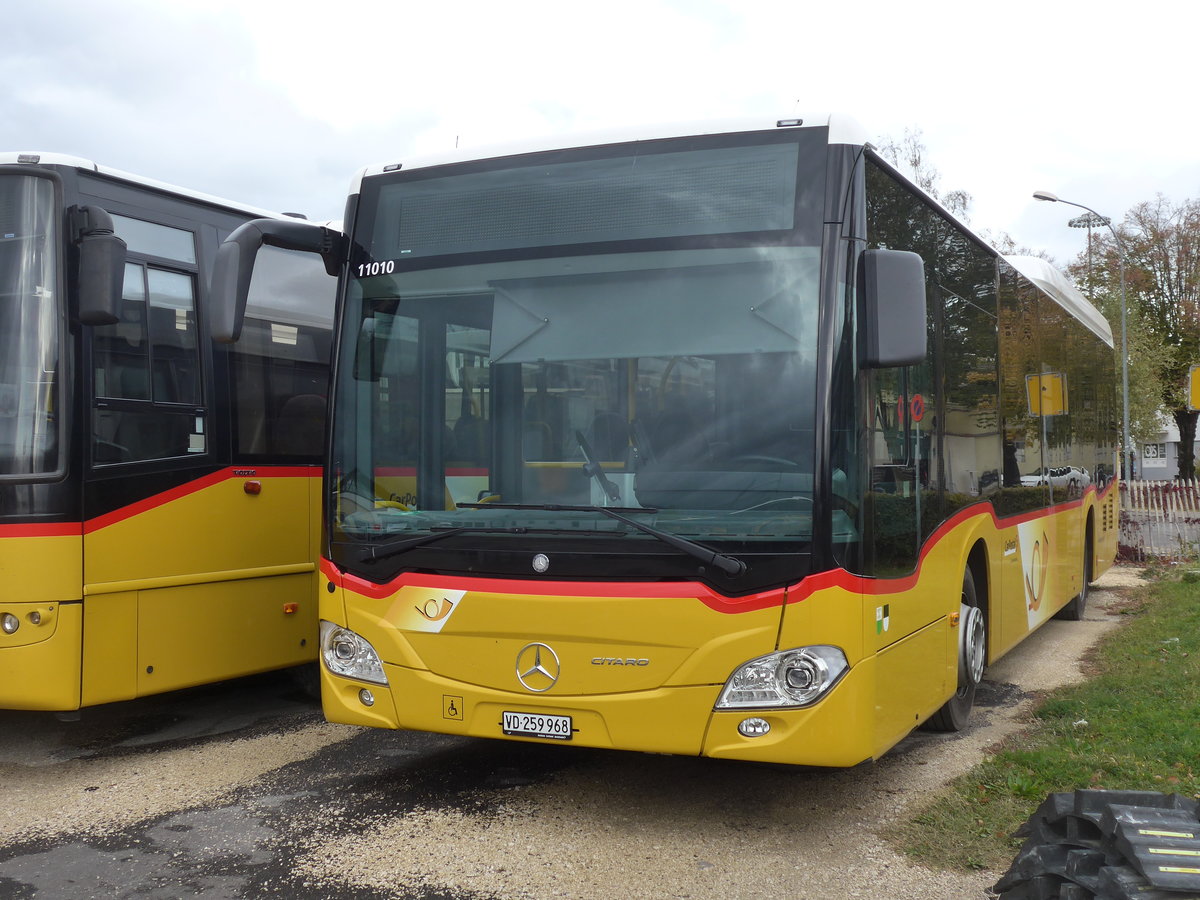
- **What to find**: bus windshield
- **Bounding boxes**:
[0,173,61,478]
[331,131,828,585]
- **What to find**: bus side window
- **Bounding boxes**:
[862,159,937,576]
[92,262,202,464]
[230,316,330,462]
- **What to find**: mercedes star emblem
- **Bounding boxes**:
[515,642,560,692]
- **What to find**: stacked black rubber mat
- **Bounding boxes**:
[993,790,1200,899]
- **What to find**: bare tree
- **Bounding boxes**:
[875,128,972,220]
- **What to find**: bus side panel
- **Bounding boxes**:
[995,492,1112,664]
[80,591,138,706]
[873,620,952,753]
[774,503,1114,762]
[775,517,980,762]
[860,517,976,756]
[84,468,319,697]
[85,469,312,586]
[861,515,999,754]
[0,531,82,604]
[1095,487,1119,580]
[994,517,1029,661]
[1051,500,1085,611]
[0,532,83,709]
[135,574,316,695]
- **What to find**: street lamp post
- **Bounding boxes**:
[1033,191,1132,482]
[1068,211,1110,294]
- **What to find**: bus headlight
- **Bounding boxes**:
[715,646,848,710]
[319,621,388,685]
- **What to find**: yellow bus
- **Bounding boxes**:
[213,117,1118,766]
[0,152,331,711]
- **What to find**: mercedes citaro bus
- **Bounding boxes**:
[210,117,1117,766]
[0,152,331,711]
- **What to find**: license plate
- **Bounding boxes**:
[501,711,573,741]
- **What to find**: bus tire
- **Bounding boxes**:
[288,662,322,702]
[1054,521,1093,622]
[924,567,985,732]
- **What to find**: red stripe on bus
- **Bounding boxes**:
[321,557,783,609]
[782,480,1118,608]
[83,465,321,534]
[321,479,1117,614]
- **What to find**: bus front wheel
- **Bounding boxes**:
[924,568,986,732]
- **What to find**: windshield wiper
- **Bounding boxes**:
[357,523,620,563]
[456,502,747,577]
[356,527,469,562]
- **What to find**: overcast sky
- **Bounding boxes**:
[5,0,1197,268]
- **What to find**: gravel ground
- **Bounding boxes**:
[0,723,355,845]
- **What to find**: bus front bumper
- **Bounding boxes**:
[321,657,877,768]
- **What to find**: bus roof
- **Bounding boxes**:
[0,151,298,221]
[1003,255,1114,347]
[343,121,1111,349]
[351,114,871,189]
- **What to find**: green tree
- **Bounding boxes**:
[1070,278,1171,452]
[1067,195,1200,478]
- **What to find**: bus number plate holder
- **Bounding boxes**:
[501,711,573,741]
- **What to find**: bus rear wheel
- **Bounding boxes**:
[924,567,986,732]
[1055,522,1093,622]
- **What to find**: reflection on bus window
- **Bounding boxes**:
[0,174,59,477]
[92,262,202,464]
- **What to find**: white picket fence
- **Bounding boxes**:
[1119,479,1200,562]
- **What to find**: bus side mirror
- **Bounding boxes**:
[71,206,127,326]
[858,248,927,368]
[210,218,345,343]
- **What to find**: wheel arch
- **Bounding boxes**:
[1084,508,1096,583]
[966,538,991,659]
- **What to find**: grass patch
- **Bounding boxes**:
[887,574,1200,873]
